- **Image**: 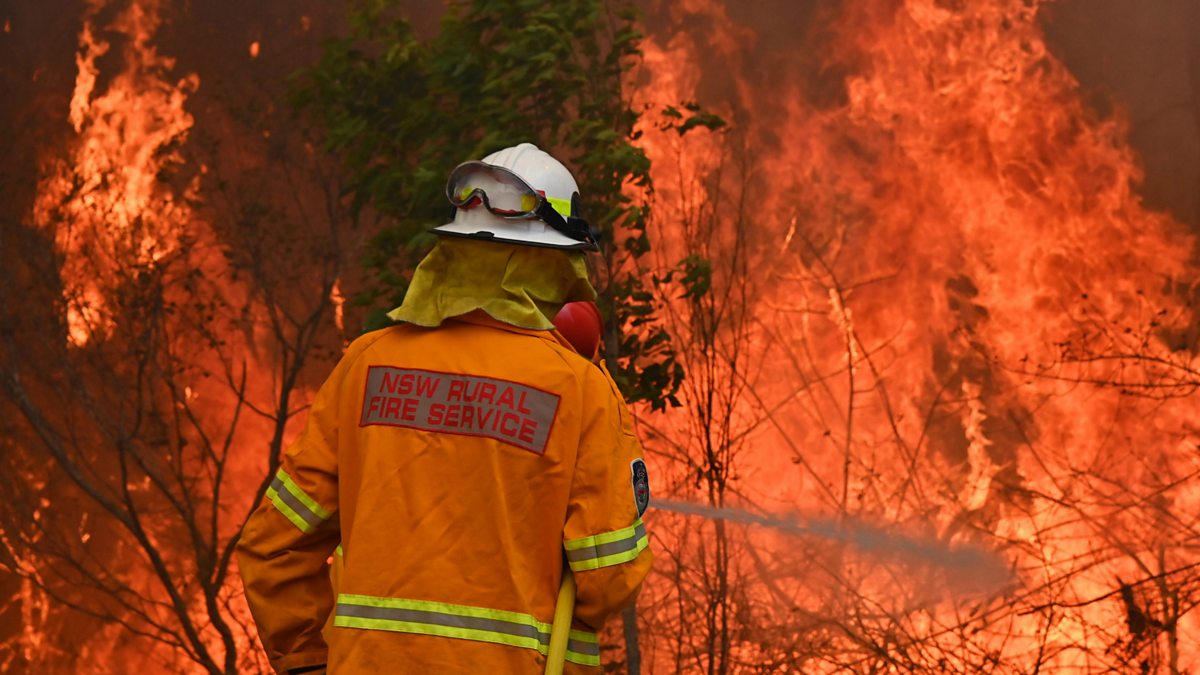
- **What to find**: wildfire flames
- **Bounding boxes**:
[636,0,1199,671]
[6,0,320,671]
[3,0,1198,672]
[39,0,200,347]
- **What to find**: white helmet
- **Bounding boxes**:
[435,143,598,251]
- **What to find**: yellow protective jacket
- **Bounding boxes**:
[236,312,653,674]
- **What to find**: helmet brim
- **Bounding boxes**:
[432,221,599,251]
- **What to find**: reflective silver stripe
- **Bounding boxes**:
[565,521,647,564]
[337,603,546,643]
[267,474,325,532]
[567,636,600,657]
[333,595,600,665]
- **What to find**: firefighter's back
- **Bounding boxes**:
[327,313,599,673]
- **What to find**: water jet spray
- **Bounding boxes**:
[652,498,1013,594]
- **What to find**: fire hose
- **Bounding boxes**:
[544,301,600,674]
[544,564,577,675]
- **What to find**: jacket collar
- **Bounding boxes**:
[447,310,577,353]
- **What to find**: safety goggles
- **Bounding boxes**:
[445,161,597,248]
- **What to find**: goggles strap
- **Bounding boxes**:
[534,200,596,247]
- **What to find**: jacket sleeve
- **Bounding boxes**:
[563,362,654,631]
[236,347,354,674]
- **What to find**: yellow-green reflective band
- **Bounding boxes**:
[546,195,572,218]
[564,519,649,572]
[276,469,332,520]
[566,647,600,666]
[334,544,343,558]
[265,486,309,532]
[333,594,600,665]
[266,469,332,533]
[566,629,601,666]
[564,518,644,551]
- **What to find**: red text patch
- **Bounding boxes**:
[359,366,559,455]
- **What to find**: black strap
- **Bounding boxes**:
[534,201,597,247]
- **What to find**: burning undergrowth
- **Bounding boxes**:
[1,0,351,671]
[1,0,1197,672]
[634,0,1199,672]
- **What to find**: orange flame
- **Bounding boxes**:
[635,0,1199,671]
[22,0,278,669]
[39,0,200,347]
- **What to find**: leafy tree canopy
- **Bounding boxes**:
[297,0,683,409]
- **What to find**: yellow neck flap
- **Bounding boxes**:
[387,237,596,330]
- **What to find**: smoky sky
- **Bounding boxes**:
[638,0,1200,229]
[1042,0,1200,229]
[2,0,1198,227]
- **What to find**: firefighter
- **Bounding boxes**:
[236,143,653,674]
